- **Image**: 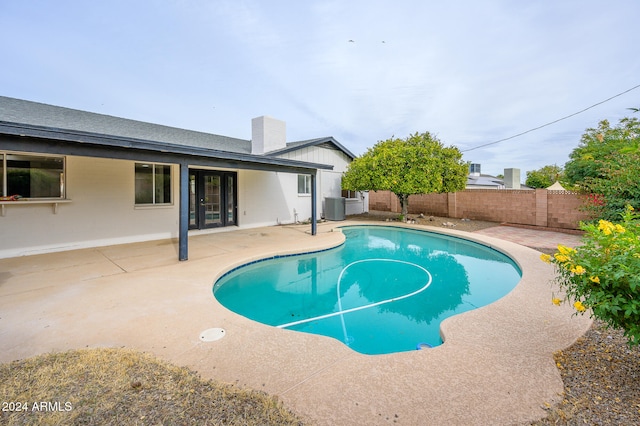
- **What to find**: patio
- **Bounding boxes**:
[0,221,590,425]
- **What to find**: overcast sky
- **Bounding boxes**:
[2,0,640,177]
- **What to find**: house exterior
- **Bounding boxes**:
[0,96,367,259]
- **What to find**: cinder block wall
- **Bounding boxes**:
[407,193,448,216]
[368,189,591,230]
[451,190,537,225]
[369,190,401,212]
[547,190,589,228]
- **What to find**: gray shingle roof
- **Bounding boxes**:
[0,96,252,154]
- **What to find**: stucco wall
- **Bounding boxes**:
[238,170,302,226]
[276,145,368,219]
[1,156,180,258]
[1,145,361,257]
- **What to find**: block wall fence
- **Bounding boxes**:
[368,189,591,230]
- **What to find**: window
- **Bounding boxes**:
[297,174,311,195]
[341,190,360,199]
[2,153,65,199]
[135,163,172,205]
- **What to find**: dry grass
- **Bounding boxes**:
[0,348,304,426]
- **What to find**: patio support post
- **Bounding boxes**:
[179,162,189,261]
[311,171,317,235]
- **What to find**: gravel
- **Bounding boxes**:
[347,211,500,232]
[531,319,640,425]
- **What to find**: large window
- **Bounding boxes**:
[2,153,65,199]
[297,174,311,195]
[135,163,172,205]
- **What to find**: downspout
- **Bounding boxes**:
[311,171,317,235]
[179,161,189,261]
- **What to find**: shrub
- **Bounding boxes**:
[541,205,640,346]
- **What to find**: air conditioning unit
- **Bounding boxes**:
[324,197,346,221]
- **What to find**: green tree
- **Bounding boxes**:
[525,164,564,189]
[565,117,640,220]
[342,132,468,218]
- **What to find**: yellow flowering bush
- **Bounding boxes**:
[542,205,640,346]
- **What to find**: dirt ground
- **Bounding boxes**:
[347,210,500,232]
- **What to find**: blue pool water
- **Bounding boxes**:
[213,226,522,355]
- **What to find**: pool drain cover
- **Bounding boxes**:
[200,328,226,342]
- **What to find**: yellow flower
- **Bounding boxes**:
[557,245,575,255]
[540,253,552,263]
[573,301,586,312]
[554,253,569,263]
[570,265,586,275]
[590,276,600,284]
[615,224,626,233]
[628,205,635,211]
[552,297,562,306]
[598,220,614,235]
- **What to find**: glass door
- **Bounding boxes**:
[203,174,222,227]
[226,174,236,226]
[189,170,237,230]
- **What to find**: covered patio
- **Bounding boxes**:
[0,120,329,260]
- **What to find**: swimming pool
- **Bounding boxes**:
[213,226,522,355]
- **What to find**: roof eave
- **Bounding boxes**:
[0,121,333,171]
[266,136,356,160]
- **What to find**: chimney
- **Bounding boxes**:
[503,168,521,189]
[251,116,286,154]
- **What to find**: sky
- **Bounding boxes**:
[2,0,640,177]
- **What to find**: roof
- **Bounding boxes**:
[466,174,505,188]
[0,96,333,172]
[266,136,357,160]
[0,96,252,154]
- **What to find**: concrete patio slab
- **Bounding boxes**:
[0,221,591,425]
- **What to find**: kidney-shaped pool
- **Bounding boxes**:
[213,226,522,355]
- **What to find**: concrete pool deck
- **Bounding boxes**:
[0,222,590,425]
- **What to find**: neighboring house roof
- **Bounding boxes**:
[0,96,333,172]
[266,136,357,160]
[466,174,505,188]
[466,173,533,189]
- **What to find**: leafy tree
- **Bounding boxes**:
[564,117,640,220]
[341,132,468,218]
[565,118,640,184]
[525,164,564,189]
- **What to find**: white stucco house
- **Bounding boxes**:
[0,96,367,260]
